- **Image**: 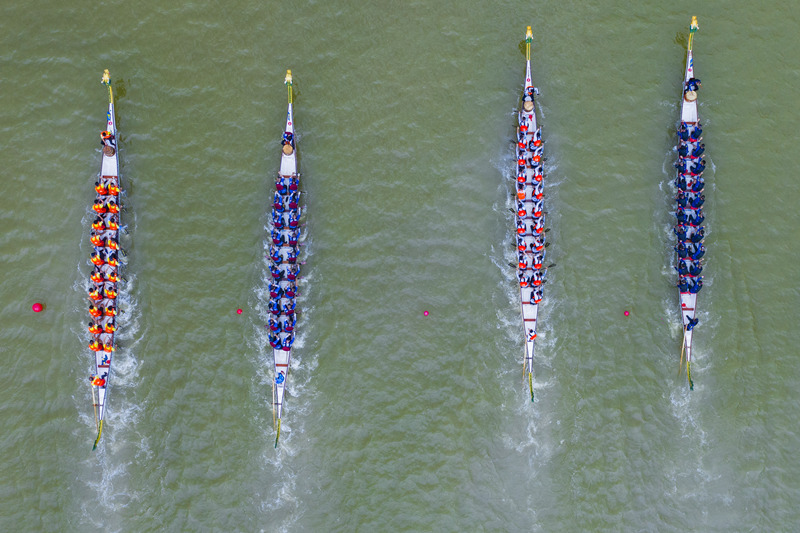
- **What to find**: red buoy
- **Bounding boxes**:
[32,303,43,313]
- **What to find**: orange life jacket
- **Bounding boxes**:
[90,272,104,283]
[95,184,108,195]
[534,174,543,182]
[517,227,525,235]
[89,306,102,317]
[89,341,102,352]
[106,239,119,250]
[92,221,105,231]
[533,140,542,147]
[104,323,116,334]
[107,220,119,231]
[518,209,526,218]
[104,288,117,299]
[92,376,106,386]
[108,184,120,195]
[520,280,528,288]
[93,203,107,214]
[89,324,102,334]
[89,290,102,301]
[107,272,119,282]
[90,235,104,247]
[91,254,104,266]
[107,257,119,267]
[107,203,119,214]
[103,343,114,353]
[104,307,117,317]
[533,155,541,163]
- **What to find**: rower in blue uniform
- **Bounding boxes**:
[686,77,701,91]
[284,282,296,298]
[287,265,298,281]
[690,160,706,175]
[269,334,279,348]
[287,229,299,246]
[270,246,282,262]
[283,315,296,333]
[675,210,688,224]
[690,244,705,260]
[281,334,294,351]
[288,177,299,191]
[689,124,703,141]
[689,194,705,208]
[689,277,703,293]
[270,264,282,280]
[678,122,689,141]
[288,192,299,210]
[689,262,703,276]
[269,299,280,315]
[678,144,689,157]
[691,177,705,193]
[276,178,287,194]
[689,212,704,226]
[691,143,705,158]
[675,261,689,276]
[678,278,689,292]
[685,317,699,331]
[674,224,688,241]
[676,192,688,208]
[268,318,281,332]
[689,227,705,243]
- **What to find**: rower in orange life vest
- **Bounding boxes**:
[95,180,109,195]
[89,288,103,301]
[89,305,103,318]
[532,287,543,304]
[92,217,106,231]
[89,339,102,352]
[531,269,544,286]
[90,268,105,284]
[104,305,117,317]
[104,286,118,299]
[92,200,107,214]
[88,322,103,335]
[105,215,119,231]
[101,130,115,147]
[90,233,104,247]
[106,252,119,267]
[104,320,116,334]
[106,270,119,283]
[106,200,119,214]
[91,372,108,387]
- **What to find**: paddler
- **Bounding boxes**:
[690,244,705,260]
[686,77,701,92]
[675,261,689,276]
[689,194,705,208]
[689,277,703,294]
[288,192,299,210]
[677,278,689,293]
[95,180,109,195]
[685,317,699,331]
[689,262,703,276]
[283,315,296,333]
[691,143,705,158]
[281,335,294,351]
[689,227,705,243]
[288,176,299,191]
[688,212,705,227]
[88,322,103,335]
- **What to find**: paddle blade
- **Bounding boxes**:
[274,419,281,448]
[529,372,534,402]
[92,420,104,451]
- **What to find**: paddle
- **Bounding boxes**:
[274,419,281,448]
[678,327,686,376]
